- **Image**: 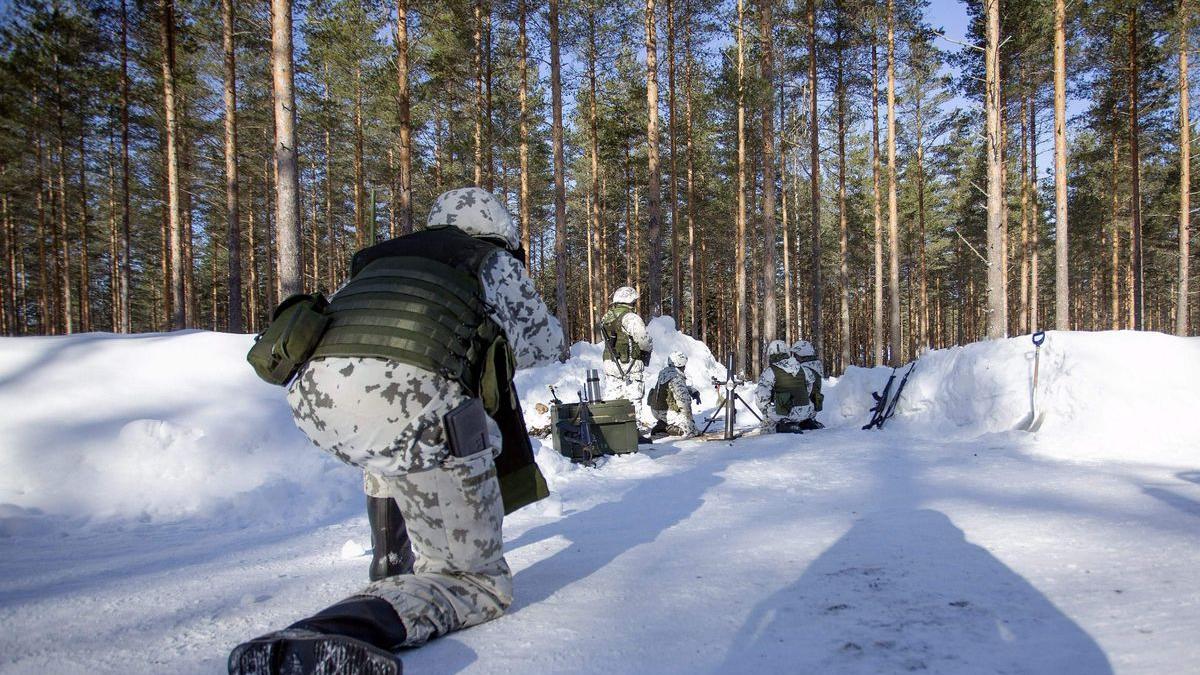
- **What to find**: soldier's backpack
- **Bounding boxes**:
[648,377,671,412]
[246,293,331,386]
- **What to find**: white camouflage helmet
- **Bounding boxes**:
[791,339,816,358]
[766,340,789,359]
[668,351,688,368]
[426,187,519,250]
[612,286,639,304]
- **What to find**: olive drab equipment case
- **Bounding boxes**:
[246,293,331,386]
[551,399,639,461]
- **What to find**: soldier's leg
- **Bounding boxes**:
[666,408,697,437]
[363,453,511,646]
[285,357,509,644]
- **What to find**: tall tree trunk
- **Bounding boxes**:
[473,0,484,187]
[685,28,698,335]
[761,0,778,348]
[34,89,50,331]
[353,65,365,249]
[518,0,531,269]
[271,0,302,298]
[550,0,570,348]
[53,54,74,334]
[781,78,791,344]
[886,0,903,357]
[808,0,822,359]
[836,8,850,369]
[77,107,92,332]
[223,0,242,332]
[1019,87,1030,334]
[916,80,928,350]
[1178,0,1191,335]
[484,0,494,191]
[668,0,682,320]
[1053,0,1069,330]
[646,0,663,316]
[119,0,131,332]
[1030,92,1039,332]
[588,7,602,338]
[735,0,747,372]
[1111,139,1121,329]
[160,0,183,330]
[984,0,1007,339]
[1129,8,1143,330]
[107,143,118,332]
[396,0,412,235]
[872,38,883,364]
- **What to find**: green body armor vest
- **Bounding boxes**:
[648,367,682,413]
[600,303,641,362]
[771,364,811,415]
[312,226,548,514]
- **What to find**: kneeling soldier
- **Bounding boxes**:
[230,187,563,674]
[755,339,824,434]
[647,351,700,438]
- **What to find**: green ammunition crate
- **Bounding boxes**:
[550,399,639,460]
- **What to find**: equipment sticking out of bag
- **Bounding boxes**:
[863,361,916,430]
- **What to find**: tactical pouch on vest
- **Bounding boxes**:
[648,380,670,412]
[247,293,331,386]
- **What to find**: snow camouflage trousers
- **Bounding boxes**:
[603,358,645,409]
[287,356,512,647]
[650,407,697,436]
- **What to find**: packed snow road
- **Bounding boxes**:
[3,428,1198,674]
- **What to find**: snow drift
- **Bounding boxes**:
[821,330,1200,467]
[1,324,1196,534]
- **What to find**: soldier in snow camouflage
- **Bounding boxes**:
[229,188,562,674]
[648,351,700,437]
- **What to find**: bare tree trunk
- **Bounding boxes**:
[1178,0,1191,335]
[885,0,903,357]
[1129,8,1143,330]
[588,6,601,338]
[160,0,184,329]
[668,0,682,320]
[53,54,74,333]
[223,0,242,332]
[1030,93,1039,332]
[735,0,747,372]
[1111,139,1120,329]
[34,89,50,331]
[550,0,570,349]
[396,0,412,235]
[518,0,531,269]
[809,0,822,359]
[646,0,663,316]
[1019,87,1029,334]
[473,0,484,188]
[836,8,850,368]
[984,0,1007,339]
[271,0,302,298]
[760,0,778,347]
[1053,0,1069,330]
[484,0,494,191]
[77,107,92,332]
[106,144,118,332]
[353,65,365,249]
[119,0,131,332]
[916,81,928,350]
[685,28,698,334]
[872,38,883,364]
[781,78,792,344]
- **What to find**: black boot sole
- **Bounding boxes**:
[229,629,402,675]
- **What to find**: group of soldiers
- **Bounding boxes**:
[230,187,824,675]
[597,285,825,439]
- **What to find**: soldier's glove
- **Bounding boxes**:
[639,352,651,366]
[691,390,701,403]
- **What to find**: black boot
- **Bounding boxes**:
[367,496,415,582]
[229,596,406,675]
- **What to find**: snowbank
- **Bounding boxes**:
[0,331,361,533]
[823,331,1200,467]
[515,316,730,429]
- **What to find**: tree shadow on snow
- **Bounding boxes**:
[718,508,1113,674]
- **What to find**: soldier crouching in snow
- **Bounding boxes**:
[229,187,563,674]
[755,339,825,434]
[599,286,653,415]
[647,351,700,438]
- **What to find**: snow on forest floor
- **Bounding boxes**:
[1,328,1198,674]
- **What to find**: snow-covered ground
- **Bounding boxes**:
[1,326,1197,674]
